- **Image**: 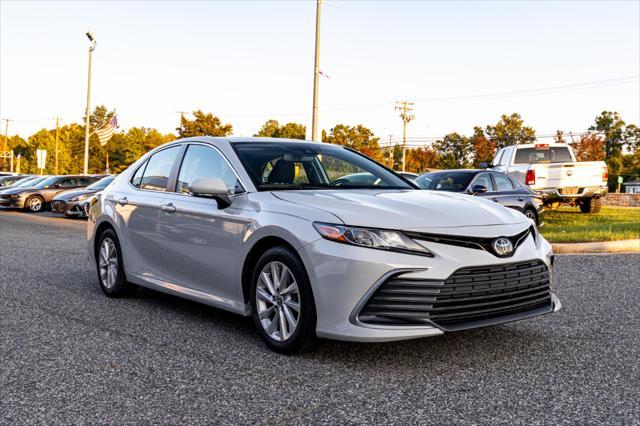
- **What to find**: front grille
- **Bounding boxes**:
[51,201,65,213]
[358,260,551,329]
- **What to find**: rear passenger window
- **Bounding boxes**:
[139,146,180,191]
[493,174,514,191]
[131,160,148,188]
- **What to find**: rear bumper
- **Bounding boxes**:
[538,186,607,201]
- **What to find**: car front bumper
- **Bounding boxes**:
[299,229,560,342]
[51,200,88,217]
[0,197,25,209]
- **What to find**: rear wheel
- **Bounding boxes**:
[579,197,601,214]
[250,246,316,354]
[96,229,136,297]
[25,195,45,213]
[523,207,538,225]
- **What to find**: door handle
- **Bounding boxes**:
[117,197,128,206]
[161,203,176,213]
[517,197,525,202]
[492,198,499,202]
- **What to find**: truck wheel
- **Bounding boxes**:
[579,197,601,214]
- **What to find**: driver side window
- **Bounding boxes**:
[176,145,243,195]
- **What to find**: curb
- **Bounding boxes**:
[551,239,640,254]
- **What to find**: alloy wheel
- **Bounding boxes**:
[99,238,118,289]
[524,210,536,221]
[29,197,42,212]
[255,261,300,342]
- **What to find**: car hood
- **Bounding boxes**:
[53,188,96,201]
[0,186,37,195]
[272,189,526,229]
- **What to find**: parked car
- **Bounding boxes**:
[88,137,560,354]
[51,175,117,218]
[397,171,419,181]
[0,175,31,188]
[485,143,608,213]
[415,169,544,224]
[0,175,99,212]
[0,176,47,195]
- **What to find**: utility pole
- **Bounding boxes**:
[83,32,97,175]
[311,0,322,141]
[395,101,414,172]
[55,117,60,174]
[2,118,12,171]
[388,134,394,169]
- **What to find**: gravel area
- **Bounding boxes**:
[1,211,639,424]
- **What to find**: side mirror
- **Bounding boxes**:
[479,162,489,169]
[471,185,488,195]
[190,177,231,208]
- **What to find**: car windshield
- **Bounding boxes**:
[33,176,61,189]
[415,171,475,192]
[85,176,115,190]
[233,142,413,190]
[16,177,46,187]
[514,147,573,164]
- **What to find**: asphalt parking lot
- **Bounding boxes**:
[1,211,639,424]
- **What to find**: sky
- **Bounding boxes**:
[1,0,639,146]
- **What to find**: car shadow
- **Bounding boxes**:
[131,284,548,369]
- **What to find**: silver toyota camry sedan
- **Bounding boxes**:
[87,137,561,354]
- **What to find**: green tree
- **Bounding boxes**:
[433,133,473,169]
[485,113,536,150]
[254,119,306,140]
[324,124,383,162]
[178,110,233,138]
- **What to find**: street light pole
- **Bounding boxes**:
[83,32,96,175]
[311,0,322,141]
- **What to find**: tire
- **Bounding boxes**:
[250,246,317,354]
[579,197,601,214]
[25,195,45,213]
[96,229,136,297]
[523,207,538,225]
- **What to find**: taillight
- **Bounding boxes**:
[526,169,536,186]
[602,166,608,182]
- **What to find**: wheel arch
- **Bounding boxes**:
[239,228,313,306]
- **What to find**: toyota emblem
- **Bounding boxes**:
[493,237,514,256]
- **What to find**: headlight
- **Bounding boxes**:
[10,193,23,199]
[70,194,90,202]
[313,222,433,257]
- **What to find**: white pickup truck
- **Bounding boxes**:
[487,143,608,213]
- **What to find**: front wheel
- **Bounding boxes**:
[250,246,317,354]
[25,195,45,213]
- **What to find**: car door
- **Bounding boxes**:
[157,143,250,302]
[490,172,522,210]
[114,145,182,281]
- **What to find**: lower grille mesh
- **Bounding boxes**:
[358,260,551,327]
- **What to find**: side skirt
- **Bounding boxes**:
[129,272,251,317]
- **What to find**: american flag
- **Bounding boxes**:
[95,115,118,146]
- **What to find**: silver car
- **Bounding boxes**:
[87,137,561,354]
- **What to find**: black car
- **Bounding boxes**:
[414,169,544,224]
